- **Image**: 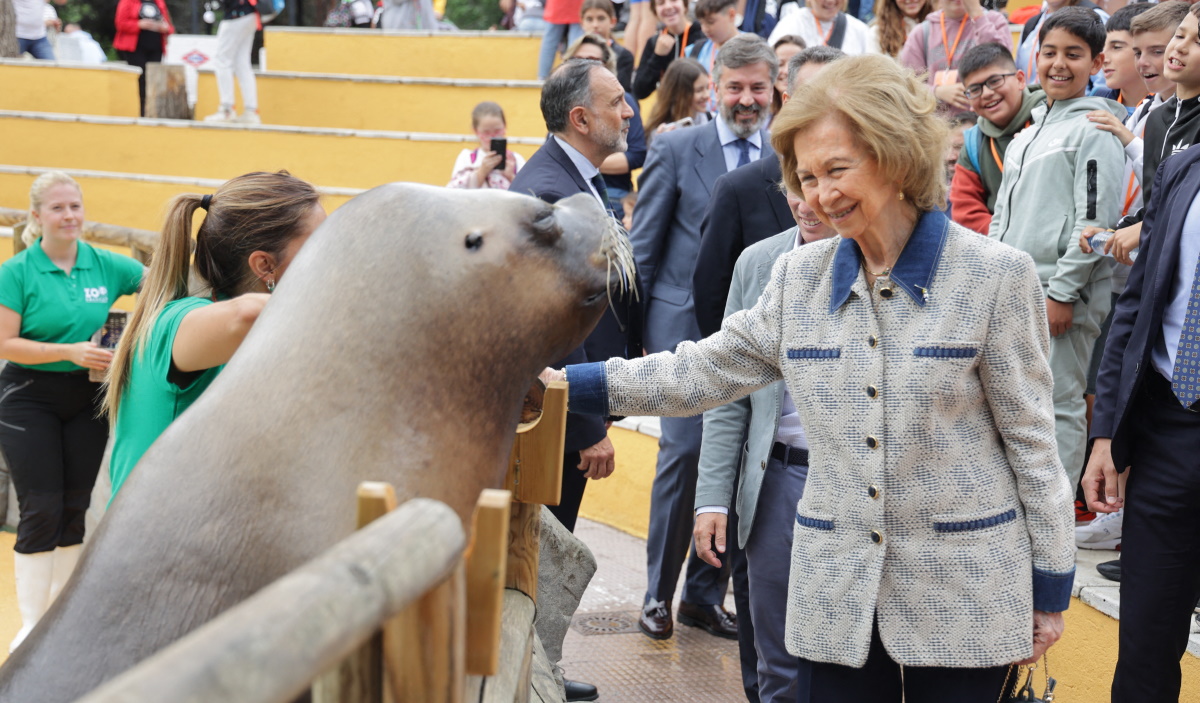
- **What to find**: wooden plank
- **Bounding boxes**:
[504,502,540,601]
[76,499,465,703]
[464,489,511,676]
[386,562,466,703]
[145,63,190,119]
[505,380,566,505]
[479,590,536,703]
[311,482,401,703]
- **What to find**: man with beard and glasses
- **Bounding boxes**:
[508,57,639,703]
[627,33,778,661]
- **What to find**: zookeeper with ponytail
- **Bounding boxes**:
[0,172,145,652]
[105,171,324,501]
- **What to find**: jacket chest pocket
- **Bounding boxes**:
[903,344,982,402]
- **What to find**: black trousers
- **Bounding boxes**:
[118,43,164,116]
[798,623,1013,702]
[1113,370,1200,703]
[0,365,108,554]
[548,450,587,534]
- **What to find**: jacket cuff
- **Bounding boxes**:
[565,362,609,416]
[1032,566,1075,612]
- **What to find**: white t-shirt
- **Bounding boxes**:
[14,0,47,40]
[768,7,872,55]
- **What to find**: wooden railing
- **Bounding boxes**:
[72,380,569,703]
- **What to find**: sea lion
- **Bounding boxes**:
[0,183,631,702]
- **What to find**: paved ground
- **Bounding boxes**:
[561,518,746,702]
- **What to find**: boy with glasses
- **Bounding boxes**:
[948,42,1046,234]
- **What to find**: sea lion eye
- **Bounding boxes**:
[465,231,483,251]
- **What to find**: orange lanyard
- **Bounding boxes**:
[988,119,1032,173]
[939,13,969,69]
[815,15,835,45]
[661,25,690,59]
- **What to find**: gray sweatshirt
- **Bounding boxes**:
[988,95,1125,303]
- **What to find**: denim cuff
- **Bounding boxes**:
[565,362,609,416]
[1032,566,1075,612]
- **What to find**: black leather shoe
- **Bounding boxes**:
[677,601,738,639]
[638,599,673,640]
[564,679,599,702]
[1097,558,1121,582]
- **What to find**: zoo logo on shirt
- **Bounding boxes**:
[84,287,109,304]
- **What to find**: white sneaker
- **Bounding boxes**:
[1075,508,1123,550]
[233,110,261,125]
[203,107,236,123]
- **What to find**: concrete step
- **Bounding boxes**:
[0,111,541,191]
[0,165,363,234]
[0,59,141,117]
[263,27,543,81]
[194,69,546,138]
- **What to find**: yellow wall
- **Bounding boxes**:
[195,72,546,138]
[0,115,538,190]
[264,28,543,81]
[579,426,656,539]
[0,172,357,234]
[0,63,141,117]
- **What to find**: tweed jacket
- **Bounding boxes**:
[696,227,795,548]
[569,212,1076,668]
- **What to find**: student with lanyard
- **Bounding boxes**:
[1016,0,1110,88]
[0,172,144,652]
[633,0,705,99]
[899,0,1009,111]
[768,0,871,54]
[105,172,326,503]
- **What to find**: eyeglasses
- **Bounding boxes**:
[963,72,1016,100]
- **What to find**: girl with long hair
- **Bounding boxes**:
[105,171,325,500]
[869,0,933,57]
[644,57,711,137]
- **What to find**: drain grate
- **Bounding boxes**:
[571,610,641,636]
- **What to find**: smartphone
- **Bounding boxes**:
[490,138,507,171]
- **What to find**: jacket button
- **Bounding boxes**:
[866,436,879,449]
[761,460,767,470]
[868,335,878,348]
[870,530,883,544]
[868,485,879,499]
[879,287,894,298]
[866,385,878,398]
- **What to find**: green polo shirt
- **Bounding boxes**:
[0,240,144,372]
[109,297,225,500]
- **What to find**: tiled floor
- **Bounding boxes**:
[561,518,746,702]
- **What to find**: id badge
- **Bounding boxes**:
[934,69,959,86]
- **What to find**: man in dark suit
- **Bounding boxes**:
[628,34,778,698]
[1084,142,1200,703]
[692,45,847,339]
[508,57,637,703]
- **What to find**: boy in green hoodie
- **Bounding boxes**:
[989,6,1124,491]
[949,42,1047,234]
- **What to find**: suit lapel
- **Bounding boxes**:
[694,122,728,195]
[544,136,594,197]
[755,231,795,293]
[762,157,792,231]
[1149,165,1200,310]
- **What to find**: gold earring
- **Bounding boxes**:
[897,191,905,201]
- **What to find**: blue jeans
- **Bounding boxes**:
[19,36,55,60]
[537,22,582,80]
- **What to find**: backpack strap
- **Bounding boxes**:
[963,125,982,175]
[828,12,848,49]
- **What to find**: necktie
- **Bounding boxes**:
[1171,253,1200,408]
[735,138,753,168]
[590,173,616,219]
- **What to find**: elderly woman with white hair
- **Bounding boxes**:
[548,53,1075,701]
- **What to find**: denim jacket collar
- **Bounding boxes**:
[829,209,950,313]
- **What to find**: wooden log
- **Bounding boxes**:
[504,501,540,601]
[464,489,511,676]
[505,380,566,505]
[76,498,465,703]
[477,590,536,703]
[311,482,400,703]
[145,63,191,120]
[386,562,466,703]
